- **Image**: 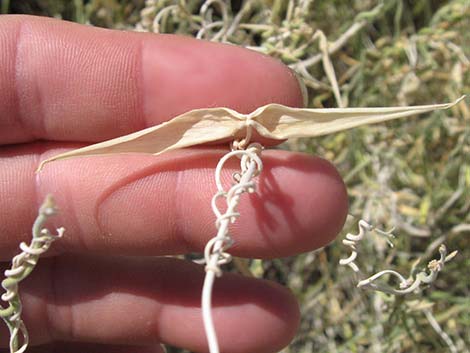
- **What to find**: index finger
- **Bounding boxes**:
[0,15,304,145]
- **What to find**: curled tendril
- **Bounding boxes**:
[203,142,262,276]
[339,219,395,273]
[340,219,457,296]
[200,141,263,353]
[0,195,64,353]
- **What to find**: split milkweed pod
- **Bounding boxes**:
[36,96,465,171]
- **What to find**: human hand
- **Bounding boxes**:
[0,15,348,353]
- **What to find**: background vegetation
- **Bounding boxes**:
[3,0,469,352]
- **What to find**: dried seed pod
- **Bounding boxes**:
[36,96,465,171]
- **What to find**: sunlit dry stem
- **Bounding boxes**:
[290,2,386,71]
[152,5,178,33]
[424,309,458,353]
[312,30,344,108]
[198,0,229,41]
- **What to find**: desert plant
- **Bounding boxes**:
[0,196,64,353]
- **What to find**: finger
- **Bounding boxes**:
[0,15,303,145]
[0,144,348,259]
[1,256,299,353]
[13,342,165,353]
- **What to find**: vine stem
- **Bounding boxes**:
[0,195,64,353]
[201,144,263,353]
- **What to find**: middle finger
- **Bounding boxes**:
[4,255,299,353]
[0,143,348,260]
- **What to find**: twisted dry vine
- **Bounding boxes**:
[0,195,64,353]
[339,219,457,296]
[201,141,263,353]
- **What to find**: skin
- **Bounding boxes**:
[0,15,348,353]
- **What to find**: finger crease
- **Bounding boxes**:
[13,21,30,139]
